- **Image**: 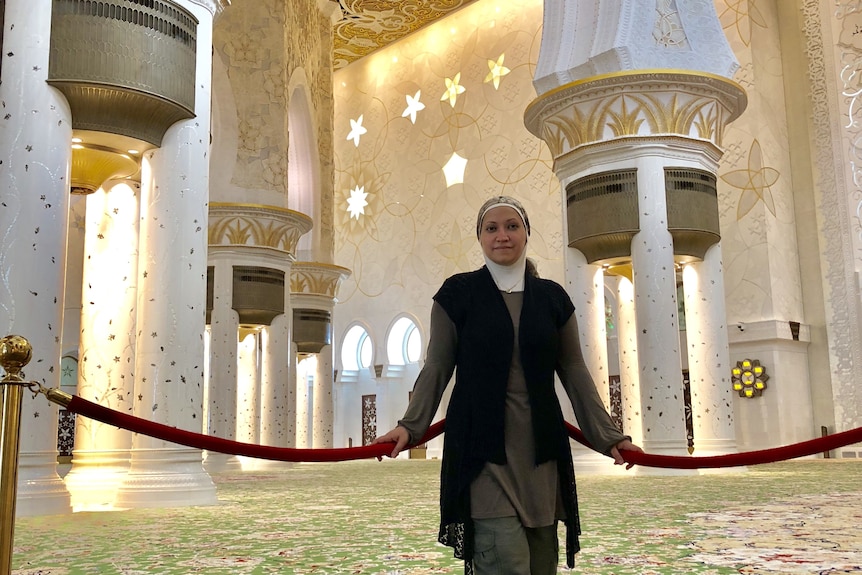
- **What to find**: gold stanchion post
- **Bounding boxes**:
[0,335,33,575]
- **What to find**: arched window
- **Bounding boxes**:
[341,324,373,370]
[386,316,422,365]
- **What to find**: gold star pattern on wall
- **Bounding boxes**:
[441,73,466,107]
[333,0,563,304]
[484,54,510,89]
[720,139,779,220]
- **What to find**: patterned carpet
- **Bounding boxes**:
[10,459,862,574]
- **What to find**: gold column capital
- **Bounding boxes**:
[290,262,352,301]
[208,203,313,255]
[524,69,748,160]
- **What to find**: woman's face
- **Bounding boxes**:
[479,205,527,266]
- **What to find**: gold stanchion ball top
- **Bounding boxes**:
[0,334,33,372]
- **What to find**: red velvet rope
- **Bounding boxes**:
[564,422,862,468]
[64,394,862,468]
[64,395,438,462]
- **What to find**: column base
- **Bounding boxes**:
[15,451,72,517]
[64,449,130,511]
[635,439,699,476]
[114,448,218,509]
[203,451,243,473]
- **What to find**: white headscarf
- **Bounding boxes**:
[476,196,530,293]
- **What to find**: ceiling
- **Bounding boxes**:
[330,0,478,69]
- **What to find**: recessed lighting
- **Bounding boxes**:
[71,144,84,149]
[127,149,139,155]
[71,137,82,143]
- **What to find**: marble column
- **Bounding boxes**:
[630,156,690,463]
[0,0,72,516]
[295,356,311,449]
[287,341,299,448]
[114,0,220,508]
[290,263,351,452]
[257,311,292,469]
[682,245,738,463]
[207,205,312,459]
[614,275,643,445]
[204,257,240,472]
[312,344,334,449]
[563,250,615,473]
[236,331,260,448]
[64,180,139,510]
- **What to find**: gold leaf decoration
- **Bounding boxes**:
[208,203,313,254]
[332,0,479,69]
[290,262,352,297]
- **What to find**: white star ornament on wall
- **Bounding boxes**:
[402,90,426,124]
[347,115,368,147]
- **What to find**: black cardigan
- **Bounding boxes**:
[432,266,581,571]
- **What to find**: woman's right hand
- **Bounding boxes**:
[372,426,411,459]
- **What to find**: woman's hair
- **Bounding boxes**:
[475,195,531,238]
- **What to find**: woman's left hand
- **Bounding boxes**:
[611,439,643,470]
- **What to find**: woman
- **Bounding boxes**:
[374,196,642,575]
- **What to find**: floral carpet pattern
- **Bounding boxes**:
[11,459,862,574]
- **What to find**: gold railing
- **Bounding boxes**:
[0,335,33,575]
